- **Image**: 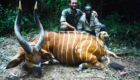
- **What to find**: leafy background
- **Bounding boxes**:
[0,0,140,48]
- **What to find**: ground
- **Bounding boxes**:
[0,32,140,80]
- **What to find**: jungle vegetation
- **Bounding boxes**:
[0,0,140,49]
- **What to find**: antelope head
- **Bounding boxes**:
[6,1,53,78]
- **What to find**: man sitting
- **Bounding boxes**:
[77,5,106,36]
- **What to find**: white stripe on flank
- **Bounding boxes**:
[98,44,101,54]
[86,37,92,61]
[89,53,93,62]
[80,40,86,61]
[80,35,88,61]
[66,32,70,63]
[89,40,98,61]
[78,32,83,58]
[75,45,77,55]
[53,32,56,53]
[71,32,76,63]
[80,32,82,41]
[61,33,65,63]
[46,32,50,52]
[57,32,60,60]
[91,40,98,54]
[74,32,82,62]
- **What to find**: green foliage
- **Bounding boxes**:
[37,0,85,31]
[0,0,86,34]
[101,11,140,46]
[0,4,34,34]
[82,68,95,73]
[43,22,60,31]
[102,11,123,35]
[0,1,139,49]
[137,50,140,54]
[37,0,68,31]
[129,52,135,56]
[0,37,6,42]
[0,5,16,34]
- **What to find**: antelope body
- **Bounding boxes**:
[33,31,107,65]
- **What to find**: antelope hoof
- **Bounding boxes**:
[95,62,104,69]
[77,63,86,71]
[49,59,59,64]
[41,59,59,65]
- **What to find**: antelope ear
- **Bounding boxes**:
[41,49,59,65]
[6,57,22,69]
[41,49,54,60]
[41,48,49,54]
[6,47,25,69]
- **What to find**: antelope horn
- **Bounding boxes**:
[34,1,44,51]
[14,0,33,53]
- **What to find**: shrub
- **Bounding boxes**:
[101,11,140,46]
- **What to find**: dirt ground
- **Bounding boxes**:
[0,32,140,80]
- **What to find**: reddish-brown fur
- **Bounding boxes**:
[30,31,107,68]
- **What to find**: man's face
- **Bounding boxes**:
[85,6,92,17]
[69,0,78,10]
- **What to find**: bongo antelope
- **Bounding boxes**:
[6,1,120,78]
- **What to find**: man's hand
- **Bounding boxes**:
[61,22,76,31]
[71,27,76,31]
[92,11,98,17]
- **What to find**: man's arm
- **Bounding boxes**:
[60,10,76,31]
[77,19,83,31]
[93,14,101,36]
[77,17,89,34]
[92,10,98,17]
[61,22,76,31]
